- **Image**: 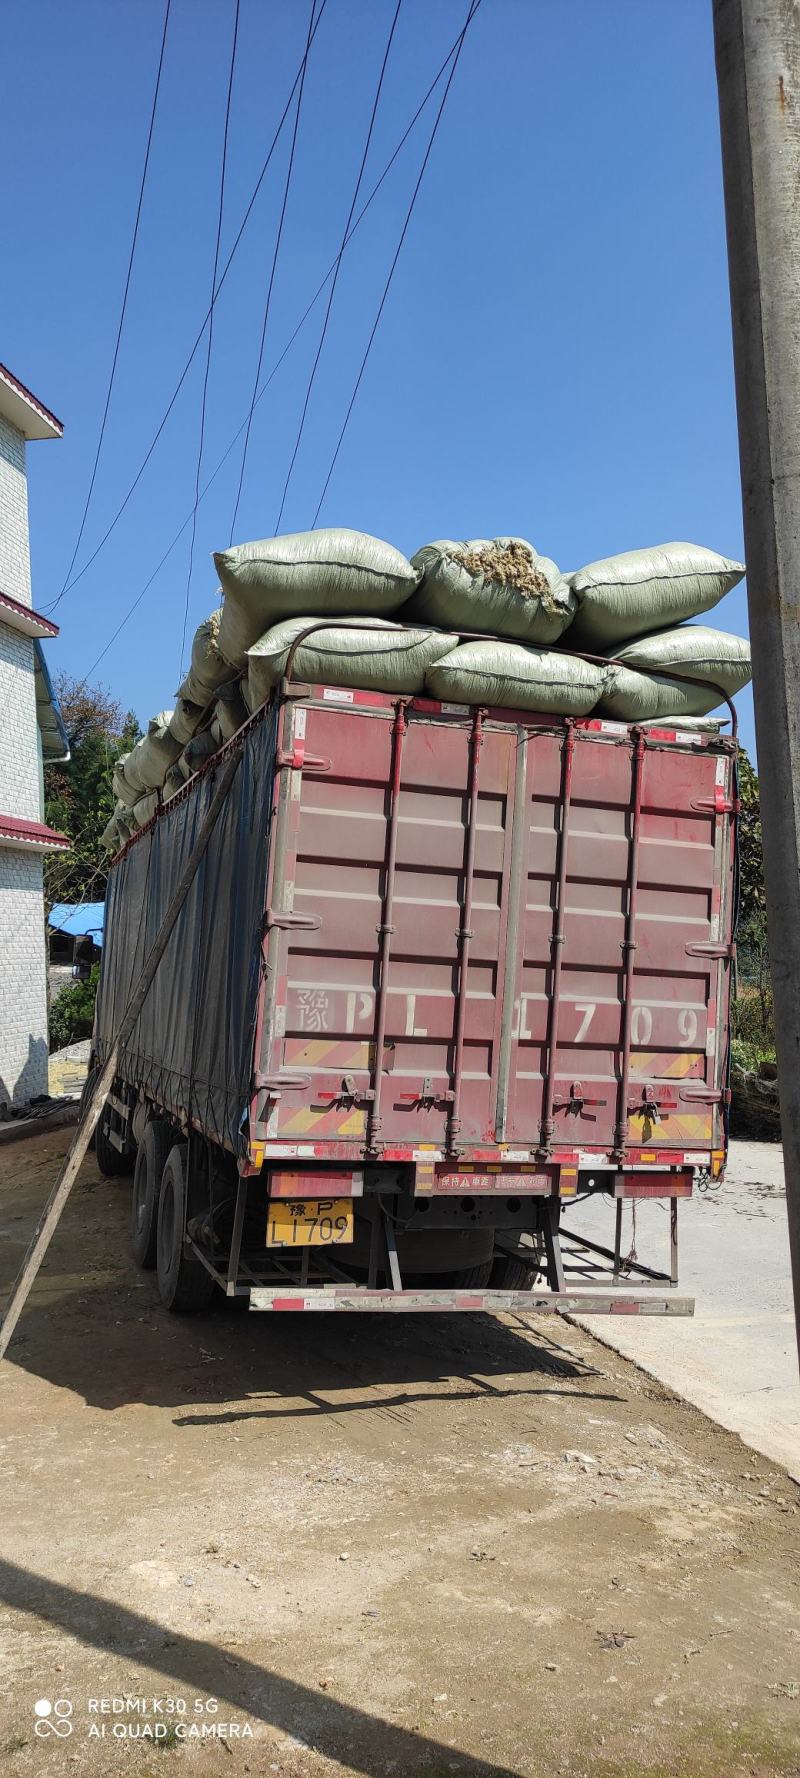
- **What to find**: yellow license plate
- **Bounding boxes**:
[266,1197,354,1248]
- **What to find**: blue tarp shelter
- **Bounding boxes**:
[48,902,105,944]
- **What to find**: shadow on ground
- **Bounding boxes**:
[0,1557,523,1776]
[4,1273,622,1416]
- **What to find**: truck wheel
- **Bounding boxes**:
[157,1144,215,1313]
[449,1260,494,1288]
[95,1099,133,1178]
[488,1256,536,1290]
[131,1119,173,1268]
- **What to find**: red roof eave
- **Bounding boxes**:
[0,814,70,853]
[0,588,59,640]
[0,361,63,439]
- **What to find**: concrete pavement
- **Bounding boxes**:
[568,1140,800,1478]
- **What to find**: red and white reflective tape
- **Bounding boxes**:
[248,1287,693,1316]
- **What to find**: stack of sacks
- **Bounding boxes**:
[235,532,749,723]
[412,539,748,718]
[102,530,751,856]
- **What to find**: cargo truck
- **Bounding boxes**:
[90,667,737,1319]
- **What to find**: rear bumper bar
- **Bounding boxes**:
[248,1287,694,1315]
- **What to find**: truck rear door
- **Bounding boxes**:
[503,723,735,1159]
[253,693,735,1167]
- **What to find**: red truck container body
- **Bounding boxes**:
[251,688,734,1174]
[96,680,736,1315]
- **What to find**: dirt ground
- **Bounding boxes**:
[1,1130,799,1778]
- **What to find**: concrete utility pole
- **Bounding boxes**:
[713,0,800,1367]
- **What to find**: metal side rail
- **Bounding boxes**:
[248,1287,694,1315]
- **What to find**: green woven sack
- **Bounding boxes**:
[215,529,418,667]
[168,695,204,746]
[568,542,745,650]
[407,537,575,645]
[425,639,610,715]
[180,728,220,779]
[162,763,187,800]
[177,610,235,709]
[215,680,249,741]
[599,625,751,720]
[123,713,183,795]
[101,811,122,854]
[246,615,453,709]
[112,753,139,809]
[132,790,160,828]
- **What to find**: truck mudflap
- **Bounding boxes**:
[248,1287,694,1315]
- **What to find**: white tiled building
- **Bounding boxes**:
[0,362,69,1109]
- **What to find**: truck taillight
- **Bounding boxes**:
[614,1173,692,1198]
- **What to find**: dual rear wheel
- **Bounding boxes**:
[131,1122,214,1313]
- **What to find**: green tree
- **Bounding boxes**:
[48,962,101,1050]
[44,676,141,908]
[736,747,765,928]
[734,746,773,1050]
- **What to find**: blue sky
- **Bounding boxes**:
[4,0,753,752]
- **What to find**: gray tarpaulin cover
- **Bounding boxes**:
[94,709,277,1156]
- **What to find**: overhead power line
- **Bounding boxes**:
[48,0,172,614]
[179,0,241,678]
[52,0,330,609]
[274,0,404,534]
[75,9,482,691]
[312,0,480,526]
[229,0,319,542]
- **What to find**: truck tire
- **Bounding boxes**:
[157,1144,215,1313]
[95,1099,133,1178]
[131,1119,173,1269]
[488,1256,536,1290]
[449,1259,494,1288]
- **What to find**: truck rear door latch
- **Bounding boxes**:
[263,909,322,934]
[276,741,331,772]
[313,1074,375,1109]
[397,1076,454,1107]
[628,1088,678,1122]
[685,940,737,960]
[254,1071,312,1096]
[554,1081,608,1115]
